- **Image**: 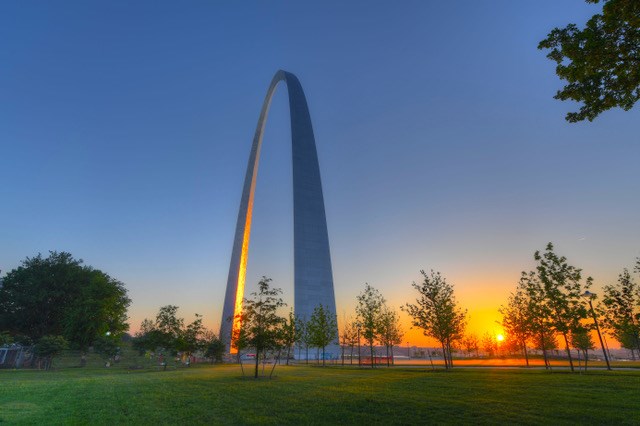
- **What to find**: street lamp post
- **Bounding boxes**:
[582,291,612,371]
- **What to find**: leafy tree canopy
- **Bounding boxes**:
[538,0,640,122]
[204,335,226,364]
[356,283,385,366]
[33,335,68,370]
[307,304,338,365]
[0,251,130,350]
[601,266,640,353]
[133,306,206,357]
[280,310,298,365]
[403,270,466,369]
[232,277,286,378]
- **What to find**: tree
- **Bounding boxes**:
[155,305,184,343]
[33,335,68,370]
[461,334,479,358]
[617,329,640,360]
[133,306,205,362]
[0,332,14,346]
[294,318,310,363]
[0,251,130,363]
[378,306,404,366]
[501,334,523,356]
[481,332,497,358]
[231,314,249,376]
[571,326,595,370]
[339,317,358,365]
[403,270,466,369]
[178,314,206,362]
[134,305,182,356]
[538,0,640,122]
[280,310,298,365]
[356,284,385,368]
[533,243,591,372]
[93,334,120,366]
[234,277,286,379]
[500,288,534,366]
[132,318,161,355]
[532,329,559,359]
[601,267,640,357]
[204,334,226,364]
[307,304,338,366]
[519,270,556,370]
[62,269,130,354]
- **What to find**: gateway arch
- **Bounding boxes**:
[220,70,338,355]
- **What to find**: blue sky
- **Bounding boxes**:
[1,1,638,341]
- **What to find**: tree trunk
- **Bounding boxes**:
[441,342,448,369]
[254,350,260,379]
[584,350,589,371]
[370,343,374,368]
[428,349,435,370]
[540,332,550,370]
[386,345,390,367]
[238,352,245,376]
[322,346,326,367]
[269,349,281,378]
[522,341,529,367]
[350,344,354,365]
[305,345,309,364]
[286,345,291,366]
[561,332,574,372]
[390,345,394,366]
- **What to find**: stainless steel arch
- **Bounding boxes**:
[219,70,338,355]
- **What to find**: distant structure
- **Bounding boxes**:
[220,70,338,357]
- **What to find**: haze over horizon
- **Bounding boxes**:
[1,1,639,347]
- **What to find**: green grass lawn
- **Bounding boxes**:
[1,364,639,425]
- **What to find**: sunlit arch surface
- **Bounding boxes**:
[220,70,338,354]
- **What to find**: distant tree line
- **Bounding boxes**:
[131,305,226,366]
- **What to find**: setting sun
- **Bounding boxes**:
[496,334,505,342]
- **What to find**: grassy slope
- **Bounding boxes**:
[1,365,639,425]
